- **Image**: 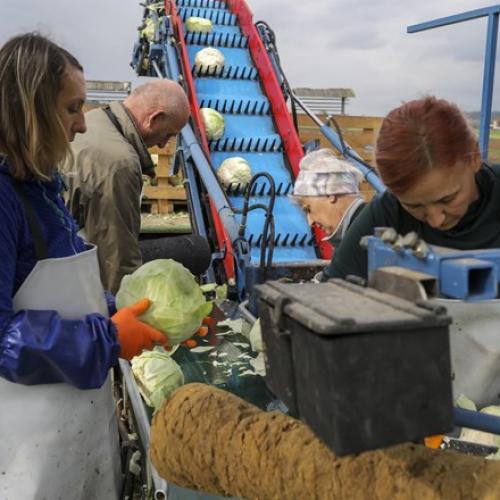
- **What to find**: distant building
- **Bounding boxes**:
[85,80,131,105]
[293,88,355,115]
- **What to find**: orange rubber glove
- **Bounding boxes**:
[181,316,212,349]
[111,298,169,360]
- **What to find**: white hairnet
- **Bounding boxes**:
[293,149,363,196]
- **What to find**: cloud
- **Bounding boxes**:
[249,0,500,114]
[0,0,498,115]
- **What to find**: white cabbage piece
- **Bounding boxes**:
[217,157,252,188]
[249,318,263,352]
[455,394,477,412]
[200,108,225,140]
[186,17,213,33]
[131,347,184,411]
[194,47,225,72]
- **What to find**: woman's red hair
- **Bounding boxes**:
[375,96,480,194]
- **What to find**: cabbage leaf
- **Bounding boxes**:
[200,108,225,140]
[131,347,184,410]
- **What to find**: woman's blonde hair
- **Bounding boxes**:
[0,33,83,180]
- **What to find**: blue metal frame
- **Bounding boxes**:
[366,233,500,300]
[408,5,500,160]
[286,93,386,194]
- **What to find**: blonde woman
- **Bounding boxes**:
[0,33,166,499]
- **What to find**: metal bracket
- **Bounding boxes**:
[369,266,437,302]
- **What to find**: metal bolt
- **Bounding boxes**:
[400,231,419,249]
[381,227,398,244]
[414,240,430,259]
[392,236,405,252]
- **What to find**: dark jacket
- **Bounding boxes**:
[0,159,119,388]
[64,101,155,293]
[321,163,500,281]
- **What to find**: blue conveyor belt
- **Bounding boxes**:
[178,0,318,263]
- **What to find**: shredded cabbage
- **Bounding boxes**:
[116,259,212,345]
[186,17,213,33]
[217,157,252,187]
[131,347,184,410]
[200,108,225,140]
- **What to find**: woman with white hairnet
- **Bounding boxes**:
[293,149,366,247]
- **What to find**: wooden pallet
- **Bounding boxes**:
[297,113,383,201]
[144,139,188,214]
[143,185,187,214]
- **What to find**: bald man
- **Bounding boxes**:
[64,80,190,293]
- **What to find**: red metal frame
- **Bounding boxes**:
[225,0,331,259]
[166,0,237,280]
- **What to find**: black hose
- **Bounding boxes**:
[326,114,379,176]
[255,20,299,134]
[236,172,276,280]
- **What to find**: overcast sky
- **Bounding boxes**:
[1,0,499,116]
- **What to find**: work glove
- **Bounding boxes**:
[112,298,169,360]
[181,316,212,349]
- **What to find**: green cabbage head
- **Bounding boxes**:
[131,347,184,410]
[116,259,212,344]
[200,108,225,140]
[186,16,213,33]
[194,47,225,72]
[217,157,252,188]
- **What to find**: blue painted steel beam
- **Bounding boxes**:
[291,93,386,193]
[408,6,500,160]
[454,407,500,435]
[481,14,499,159]
[407,6,500,33]
[319,124,386,193]
[366,233,500,300]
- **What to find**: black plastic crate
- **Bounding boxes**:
[255,279,453,456]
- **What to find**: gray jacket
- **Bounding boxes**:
[64,102,154,293]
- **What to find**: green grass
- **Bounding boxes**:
[471,129,500,162]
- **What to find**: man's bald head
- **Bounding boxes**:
[124,79,190,148]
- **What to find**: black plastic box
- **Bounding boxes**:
[255,279,453,456]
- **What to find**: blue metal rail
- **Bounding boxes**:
[408,5,500,161]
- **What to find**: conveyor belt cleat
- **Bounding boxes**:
[178,7,237,26]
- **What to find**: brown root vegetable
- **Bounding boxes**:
[150,383,500,500]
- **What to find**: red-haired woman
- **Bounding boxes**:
[321,95,499,280]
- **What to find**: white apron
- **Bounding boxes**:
[0,246,120,500]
